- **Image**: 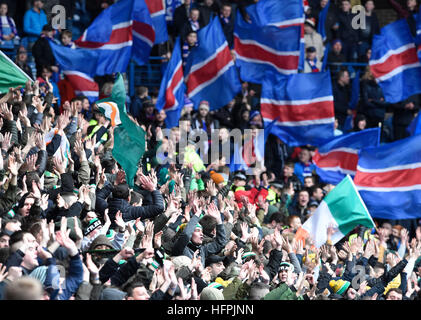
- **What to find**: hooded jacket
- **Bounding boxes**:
[171,214,227,266]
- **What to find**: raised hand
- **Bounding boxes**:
[0,103,13,121]
[1,131,12,151]
[273,229,284,250]
[56,229,79,256]
[240,221,250,243]
[206,180,218,196]
[53,155,66,175]
[0,263,8,283]
[114,210,126,233]
[25,153,38,172]
[207,202,222,224]
[8,154,19,176]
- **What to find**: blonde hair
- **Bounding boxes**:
[361,66,374,81]
[4,277,44,300]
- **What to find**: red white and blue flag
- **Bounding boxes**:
[313,128,380,185]
[261,71,335,147]
[354,134,421,220]
[229,119,276,174]
[62,70,99,103]
[73,0,154,70]
[234,0,304,83]
[185,17,241,111]
[370,18,421,103]
[156,37,186,128]
[145,0,168,44]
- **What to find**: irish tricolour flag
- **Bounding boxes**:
[296,175,375,248]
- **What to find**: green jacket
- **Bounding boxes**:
[223,276,251,300]
[263,283,303,300]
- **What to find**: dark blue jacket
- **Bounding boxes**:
[360,79,389,122]
[96,181,165,229]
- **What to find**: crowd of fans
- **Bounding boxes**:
[0,0,420,301]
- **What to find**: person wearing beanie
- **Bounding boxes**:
[328,39,346,65]
[304,46,322,73]
[209,170,224,187]
[200,286,225,300]
[304,17,324,61]
[329,279,351,295]
[172,200,227,268]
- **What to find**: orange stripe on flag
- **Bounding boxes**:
[104,101,117,127]
[294,227,309,248]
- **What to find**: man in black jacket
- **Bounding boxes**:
[219,3,234,49]
[332,69,351,129]
[393,95,419,141]
[95,171,165,230]
[173,0,194,37]
[337,0,359,62]
[31,24,58,78]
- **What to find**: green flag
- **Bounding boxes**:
[98,73,145,187]
[301,175,375,247]
[0,50,32,94]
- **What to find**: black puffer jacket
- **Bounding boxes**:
[96,181,165,229]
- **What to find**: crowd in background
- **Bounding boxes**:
[0,0,420,301]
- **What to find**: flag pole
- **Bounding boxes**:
[377,122,382,146]
[0,49,33,82]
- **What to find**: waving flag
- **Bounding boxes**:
[72,0,154,70]
[156,37,186,128]
[297,175,375,248]
[261,71,335,147]
[62,71,99,103]
[354,134,421,220]
[100,74,146,187]
[132,0,156,65]
[407,112,421,136]
[370,19,421,103]
[0,49,32,94]
[145,0,168,44]
[229,119,276,174]
[185,17,241,111]
[234,0,303,83]
[313,128,380,185]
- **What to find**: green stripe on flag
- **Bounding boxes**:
[97,74,146,187]
[0,50,32,94]
[324,175,375,237]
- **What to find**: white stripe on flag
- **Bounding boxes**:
[150,10,165,18]
[265,117,335,127]
[188,60,235,98]
[234,36,301,57]
[74,90,98,97]
[112,21,133,30]
[318,147,359,156]
[302,200,345,248]
[319,166,356,175]
[236,55,298,75]
[357,161,421,173]
[99,41,133,50]
[188,42,228,76]
[133,30,154,47]
[268,17,305,27]
[369,43,415,65]
[356,184,421,192]
[63,70,95,82]
[375,62,421,82]
[261,96,333,106]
